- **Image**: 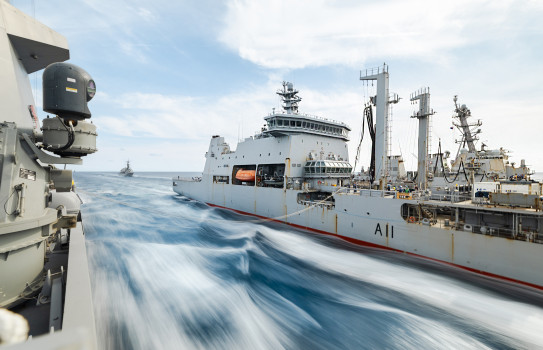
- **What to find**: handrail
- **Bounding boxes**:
[173,176,202,182]
[408,218,542,244]
[266,112,348,127]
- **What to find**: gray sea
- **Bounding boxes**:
[75,171,543,350]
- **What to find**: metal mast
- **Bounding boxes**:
[360,63,398,188]
[453,95,481,155]
[277,81,301,114]
[410,87,435,190]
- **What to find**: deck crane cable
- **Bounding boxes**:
[353,81,377,181]
[434,139,480,184]
[353,103,366,177]
[432,139,444,176]
[353,82,370,176]
[353,102,376,183]
[442,159,469,184]
[366,104,376,184]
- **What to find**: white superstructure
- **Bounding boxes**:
[174,70,543,289]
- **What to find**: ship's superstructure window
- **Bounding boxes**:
[262,81,350,140]
[264,115,350,140]
[303,160,352,178]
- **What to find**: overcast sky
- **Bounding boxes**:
[14,0,543,172]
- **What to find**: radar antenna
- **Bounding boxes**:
[452,95,482,157]
[277,81,301,114]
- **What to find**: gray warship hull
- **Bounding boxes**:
[174,180,543,289]
[1,1,98,347]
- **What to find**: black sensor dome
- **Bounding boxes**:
[43,62,96,120]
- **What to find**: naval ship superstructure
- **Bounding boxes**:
[120,160,134,177]
[173,65,543,289]
[0,1,97,348]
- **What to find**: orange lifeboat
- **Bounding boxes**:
[236,169,256,182]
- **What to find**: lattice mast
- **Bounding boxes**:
[452,95,481,157]
[277,81,302,114]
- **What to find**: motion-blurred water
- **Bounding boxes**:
[75,172,543,350]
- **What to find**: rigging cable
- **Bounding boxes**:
[353,103,366,176]
[442,159,469,183]
[431,139,471,184]
[432,139,444,176]
[364,104,376,184]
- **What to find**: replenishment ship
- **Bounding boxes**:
[173,65,543,289]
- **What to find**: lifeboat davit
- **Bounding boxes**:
[236,169,256,182]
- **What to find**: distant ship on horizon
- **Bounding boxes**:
[120,160,134,177]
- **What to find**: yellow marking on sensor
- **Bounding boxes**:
[66,87,78,93]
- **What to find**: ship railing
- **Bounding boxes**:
[425,193,472,203]
[351,188,438,199]
[266,125,347,138]
[361,64,388,78]
[267,111,348,127]
[337,187,486,203]
[461,223,540,243]
[422,219,542,244]
[298,199,335,209]
[340,188,395,198]
[339,188,421,198]
[173,176,202,182]
[337,188,465,201]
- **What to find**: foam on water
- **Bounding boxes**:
[76,172,543,349]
